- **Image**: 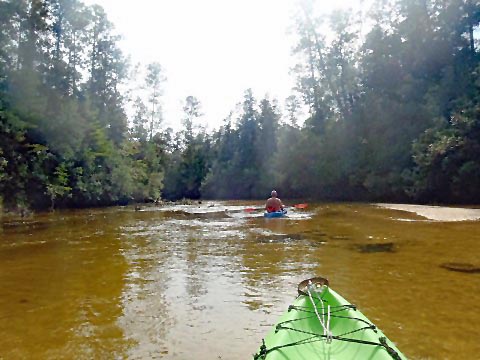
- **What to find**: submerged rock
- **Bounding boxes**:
[356,242,395,253]
[440,262,480,273]
[255,233,304,243]
[160,209,229,220]
[1,220,50,234]
[302,230,327,237]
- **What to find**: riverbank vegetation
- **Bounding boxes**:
[1,0,480,212]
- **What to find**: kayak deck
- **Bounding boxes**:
[254,279,405,360]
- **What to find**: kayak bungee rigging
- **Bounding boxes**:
[254,277,405,360]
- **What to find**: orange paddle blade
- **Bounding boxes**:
[294,203,308,209]
[244,207,257,212]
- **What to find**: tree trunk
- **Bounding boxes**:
[469,22,475,54]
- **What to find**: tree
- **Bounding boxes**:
[162,96,210,200]
[254,97,280,196]
[145,62,166,140]
[132,97,149,143]
[181,95,203,145]
[285,95,302,127]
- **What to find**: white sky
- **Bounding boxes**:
[83,0,362,131]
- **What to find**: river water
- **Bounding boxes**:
[1,202,479,359]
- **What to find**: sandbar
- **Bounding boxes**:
[376,203,480,222]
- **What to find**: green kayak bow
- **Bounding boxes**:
[254,277,406,360]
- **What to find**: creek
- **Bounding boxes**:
[1,202,479,359]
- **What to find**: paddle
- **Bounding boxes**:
[293,203,308,209]
[244,203,308,212]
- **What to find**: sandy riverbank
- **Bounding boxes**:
[376,203,480,221]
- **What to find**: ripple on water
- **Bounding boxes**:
[0,240,49,249]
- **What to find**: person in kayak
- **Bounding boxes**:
[265,190,284,213]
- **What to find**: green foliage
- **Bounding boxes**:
[409,97,480,203]
[0,0,166,210]
[162,97,211,200]
[279,0,480,203]
[46,163,72,209]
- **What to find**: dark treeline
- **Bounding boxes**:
[1,0,480,212]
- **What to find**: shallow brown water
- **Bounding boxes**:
[1,202,479,359]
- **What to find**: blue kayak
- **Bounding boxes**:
[264,209,287,218]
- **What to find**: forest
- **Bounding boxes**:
[1,0,480,212]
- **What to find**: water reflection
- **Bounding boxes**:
[118,226,173,358]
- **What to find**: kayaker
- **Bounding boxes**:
[265,190,284,213]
